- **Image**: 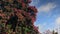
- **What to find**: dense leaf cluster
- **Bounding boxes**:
[0,0,39,34]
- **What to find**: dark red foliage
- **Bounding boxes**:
[0,0,39,34]
[28,6,38,13]
[27,0,32,3]
[22,3,26,8]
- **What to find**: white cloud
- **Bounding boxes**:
[34,23,47,33]
[29,0,39,6]
[36,24,42,32]
[38,3,56,13]
[34,23,42,33]
[56,17,60,25]
[55,17,60,34]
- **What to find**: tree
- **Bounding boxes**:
[52,30,58,34]
[0,0,39,34]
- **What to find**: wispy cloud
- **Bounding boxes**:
[35,23,47,33]
[55,16,60,34]
[29,0,40,6]
[55,17,60,25]
[38,3,56,13]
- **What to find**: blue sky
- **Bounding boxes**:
[30,0,60,33]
